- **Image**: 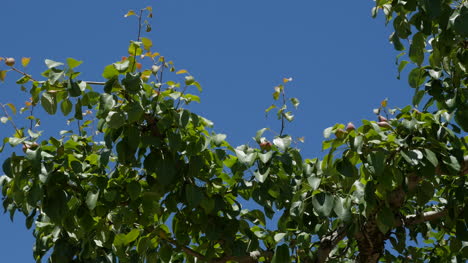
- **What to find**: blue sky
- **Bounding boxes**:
[0,1,414,261]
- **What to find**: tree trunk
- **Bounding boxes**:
[355,219,385,263]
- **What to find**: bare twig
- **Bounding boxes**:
[82,81,105,85]
[279,88,286,136]
[0,103,22,137]
[10,67,38,82]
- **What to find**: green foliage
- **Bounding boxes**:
[0,3,467,263]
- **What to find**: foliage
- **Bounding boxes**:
[0,2,467,263]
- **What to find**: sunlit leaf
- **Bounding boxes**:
[21,57,31,67]
[124,10,136,17]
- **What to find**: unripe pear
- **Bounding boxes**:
[378,115,388,122]
[259,141,272,151]
[377,121,391,128]
[5,57,15,67]
[346,122,355,131]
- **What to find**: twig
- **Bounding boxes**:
[83,81,105,85]
[0,103,22,137]
[164,238,208,261]
[10,67,38,82]
[175,85,189,109]
[131,9,144,72]
[280,88,286,136]
[401,209,448,226]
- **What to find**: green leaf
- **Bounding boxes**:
[255,128,268,143]
[367,150,386,176]
[274,233,286,243]
[74,98,83,120]
[271,244,290,263]
[312,193,334,217]
[273,136,292,151]
[265,104,276,113]
[455,108,468,132]
[323,127,333,138]
[408,68,426,89]
[102,64,119,79]
[106,111,125,129]
[185,185,203,208]
[60,99,72,116]
[234,149,257,166]
[290,97,300,109]
[454,6,468,37]
[86,190,99,210]
[114,229,140,247]
[126,181,141,200]
[376,206,394,234]
[258,151,273,163]
[254,168,269,183]
[412,89,425,107]
[354,135,363,154]
[141,37,153,51]
[307,176,321,190]
[128,41,143,56]
[333,197,351,222]
[113,60,130,73]
[45,59,63,69]
[211,134,227,146]
[122,72,141,93]
[424,149,438,167]
[68,79,81,97]
[409,32,425,65]
[41,92,57,115]
[66,58,83,69]
[390,32,405,51]
[124,102,144,123]
[397,60,409,79]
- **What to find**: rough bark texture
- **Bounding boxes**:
[354,218,386,263]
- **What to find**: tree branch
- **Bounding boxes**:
[315,226,348,263]
[164,238,208,261]
[404,209,448,226]
[213,250,274,263]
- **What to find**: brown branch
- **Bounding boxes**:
[164,238,208,261]
[10,67,38,82]
[404,209,448,226]
[213,250,274,263]
[163,236,273,263]
[82,80,105,85]
[315,226,348,263]
[393,209,448,228]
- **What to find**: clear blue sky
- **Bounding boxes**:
[0,1,413,261]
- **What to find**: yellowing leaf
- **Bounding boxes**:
[5,103,17,115]
[297,137,305,143]
[21,57,31,67]
[0,70,6,82]
[150,52,160,58]
[176,69,188,75]
[141,37,153,51]
[283,77,293,83]
[381,98,388,107]
[124,10,136,17]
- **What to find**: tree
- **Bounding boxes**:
[0,1,467,262]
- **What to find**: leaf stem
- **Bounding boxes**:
[0,103,22,137]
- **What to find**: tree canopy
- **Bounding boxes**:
[1,1,467,262]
